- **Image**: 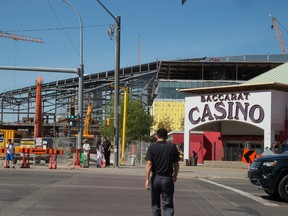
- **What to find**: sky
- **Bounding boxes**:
[0,0,287,92]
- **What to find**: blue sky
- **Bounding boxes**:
[0,0,287,92]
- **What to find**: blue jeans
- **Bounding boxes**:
[150,175,174,216]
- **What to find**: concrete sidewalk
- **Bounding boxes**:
[178,162,248,180]
[1,160,249,180]
[71,160,249,180]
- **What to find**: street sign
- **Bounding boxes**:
[35,138,43,147]
[242,148,256,164]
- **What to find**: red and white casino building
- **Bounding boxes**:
[179,62,288,163]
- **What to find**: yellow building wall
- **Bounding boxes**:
[152,99,185,131]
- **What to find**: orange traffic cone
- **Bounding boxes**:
[54,154,57,169]
[49,155,53,169]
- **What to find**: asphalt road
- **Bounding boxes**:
[0,166,287,216]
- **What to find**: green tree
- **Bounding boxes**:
[99,94,153,143]
[156,116,174,133]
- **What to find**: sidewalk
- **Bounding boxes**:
[0,159,249,180]
[178,162,249,180]
[69,160,250,180]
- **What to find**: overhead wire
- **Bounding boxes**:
[47,0,79,58]
[46,0,110,74]
[4,24,110,33]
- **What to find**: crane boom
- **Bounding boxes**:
[34,76,43,138]
[271,16,286,54]
[0,31,45,43]
[84,102,92,136]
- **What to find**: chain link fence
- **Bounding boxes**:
[0,136,153,167]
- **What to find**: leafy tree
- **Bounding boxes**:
[99,93,153,143]
[156,116,174,133]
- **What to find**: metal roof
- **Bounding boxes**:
[245,62,288,85]
[178,61,288,94]
[178,82,288,94]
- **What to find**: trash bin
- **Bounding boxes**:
[190,151,198,166]
[80,153,85,165]
[191,157,197,166]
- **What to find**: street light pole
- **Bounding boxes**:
[63,0,84,167]
[96,0,121,167]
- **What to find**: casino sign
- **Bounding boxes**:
[188,93,265,125]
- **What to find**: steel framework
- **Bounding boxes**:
[0,55,287,136]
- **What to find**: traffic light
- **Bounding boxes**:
[70,107,75,119]
[106,118,110,126]
[69,119,77,127]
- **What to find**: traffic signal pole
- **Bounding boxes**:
[96,0,121,167]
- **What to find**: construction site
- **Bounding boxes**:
[0,14,288,166]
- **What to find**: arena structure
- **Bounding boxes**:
[0,54,287,148]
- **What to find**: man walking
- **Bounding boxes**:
[145,128,180,216]
[102,137,112,167]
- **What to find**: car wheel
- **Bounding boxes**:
[278,175,288,202]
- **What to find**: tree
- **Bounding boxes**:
[123,99,153,143]
[156,116,174,133]
[99,93,153,143]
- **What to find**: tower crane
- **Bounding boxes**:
[0,31,44,43]
[270,15,286,54]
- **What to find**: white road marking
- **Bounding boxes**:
[200,179,279,207]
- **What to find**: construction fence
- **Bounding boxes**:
[0,137,152,167]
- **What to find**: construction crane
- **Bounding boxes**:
[270,15,286,54]
[0,31,44,43]
[34,76,43,138]
[83,102,93,138]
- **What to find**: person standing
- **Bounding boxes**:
[96,139,103,167]
[145,128,180,216]
[5,139,15,169]
[102,137,112,167]
[82,139,90,168]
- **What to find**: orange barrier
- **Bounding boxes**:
[48,149,63,169]
[18,148,63,169]
[19,147,31,168]
[73,149,81,169]
[1,148,9,168]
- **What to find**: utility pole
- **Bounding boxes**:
[63,0,84,168]
[96,0,121,167]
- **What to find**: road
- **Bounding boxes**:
[0,166,287,216]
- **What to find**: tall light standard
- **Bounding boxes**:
[63,0,84,166]
[96,0,121,167]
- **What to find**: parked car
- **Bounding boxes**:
[248,151,288,202]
